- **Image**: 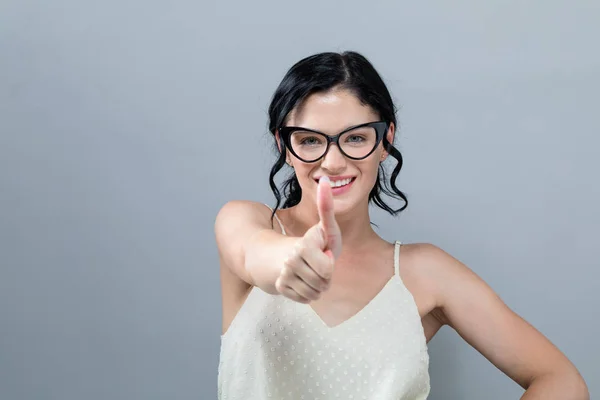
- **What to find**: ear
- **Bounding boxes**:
[275,130,283,153]
[275,131,292,166]
[381,122,395,162]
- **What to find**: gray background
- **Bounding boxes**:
[1,0,598,399]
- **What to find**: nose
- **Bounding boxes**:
[320,143,347,173]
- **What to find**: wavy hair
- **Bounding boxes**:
[267,51,408,221]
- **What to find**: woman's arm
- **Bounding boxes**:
[416,243,589,399]
[215,200,299,294]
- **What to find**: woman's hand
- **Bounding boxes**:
[275,177,342,303]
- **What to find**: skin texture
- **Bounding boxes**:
[215,88,589,399]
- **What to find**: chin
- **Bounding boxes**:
[334,196,365,213]
[330,191,366,214]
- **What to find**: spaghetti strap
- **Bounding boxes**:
[394,240,402,276]
[262,203,287,236]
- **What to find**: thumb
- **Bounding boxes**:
[317,176,339,246]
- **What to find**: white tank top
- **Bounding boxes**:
[218,211,430,399]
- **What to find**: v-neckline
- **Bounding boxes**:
[303,274,398,330]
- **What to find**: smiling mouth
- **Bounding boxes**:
[314,177,356,188]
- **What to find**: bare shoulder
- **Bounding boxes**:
[398,242,477,288]
[215,200,281,285]
[400,242,589,396]
[396,243,458,290]
[393,243,451,320]
[398,242,503,314]
[214,200,274,231]
[215,200,282,244]
[399,242,460,268]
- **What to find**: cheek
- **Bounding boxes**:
[358,160,381,188]
[293,164,315,185]
[361,159,380,177]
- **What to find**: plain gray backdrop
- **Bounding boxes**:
[1,1,598,399]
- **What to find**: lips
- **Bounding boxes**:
[313,177,357,195]
[313,176,356,186]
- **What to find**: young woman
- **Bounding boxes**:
[215,51,589,399]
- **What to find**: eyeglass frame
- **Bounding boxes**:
[277,121,389,163]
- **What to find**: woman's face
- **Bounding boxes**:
[278,88,394,215]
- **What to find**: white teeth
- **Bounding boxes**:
[330,178,352,188]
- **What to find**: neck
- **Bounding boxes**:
[290,197,379,249]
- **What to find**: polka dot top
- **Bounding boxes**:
[218,213,430,399]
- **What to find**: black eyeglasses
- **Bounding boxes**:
[278,121,389,163]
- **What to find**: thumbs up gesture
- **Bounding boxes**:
[275,177,342,303]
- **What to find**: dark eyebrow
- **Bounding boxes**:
[283,122,375,134]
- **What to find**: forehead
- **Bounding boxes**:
[286,89,379,133]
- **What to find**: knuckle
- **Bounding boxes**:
[310,278,324,292]
[295,240,309,256]
[294,237,305,250]
[301,294,313,304]
[305,225,321,245]
[283,255,294,268]
[320,263,332,280]
[275,279,284,293]
[289,290,304,303]
[282,259,298,275]
[319,278,329,291]
[281,268,294,281]
[305,286,320,300]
